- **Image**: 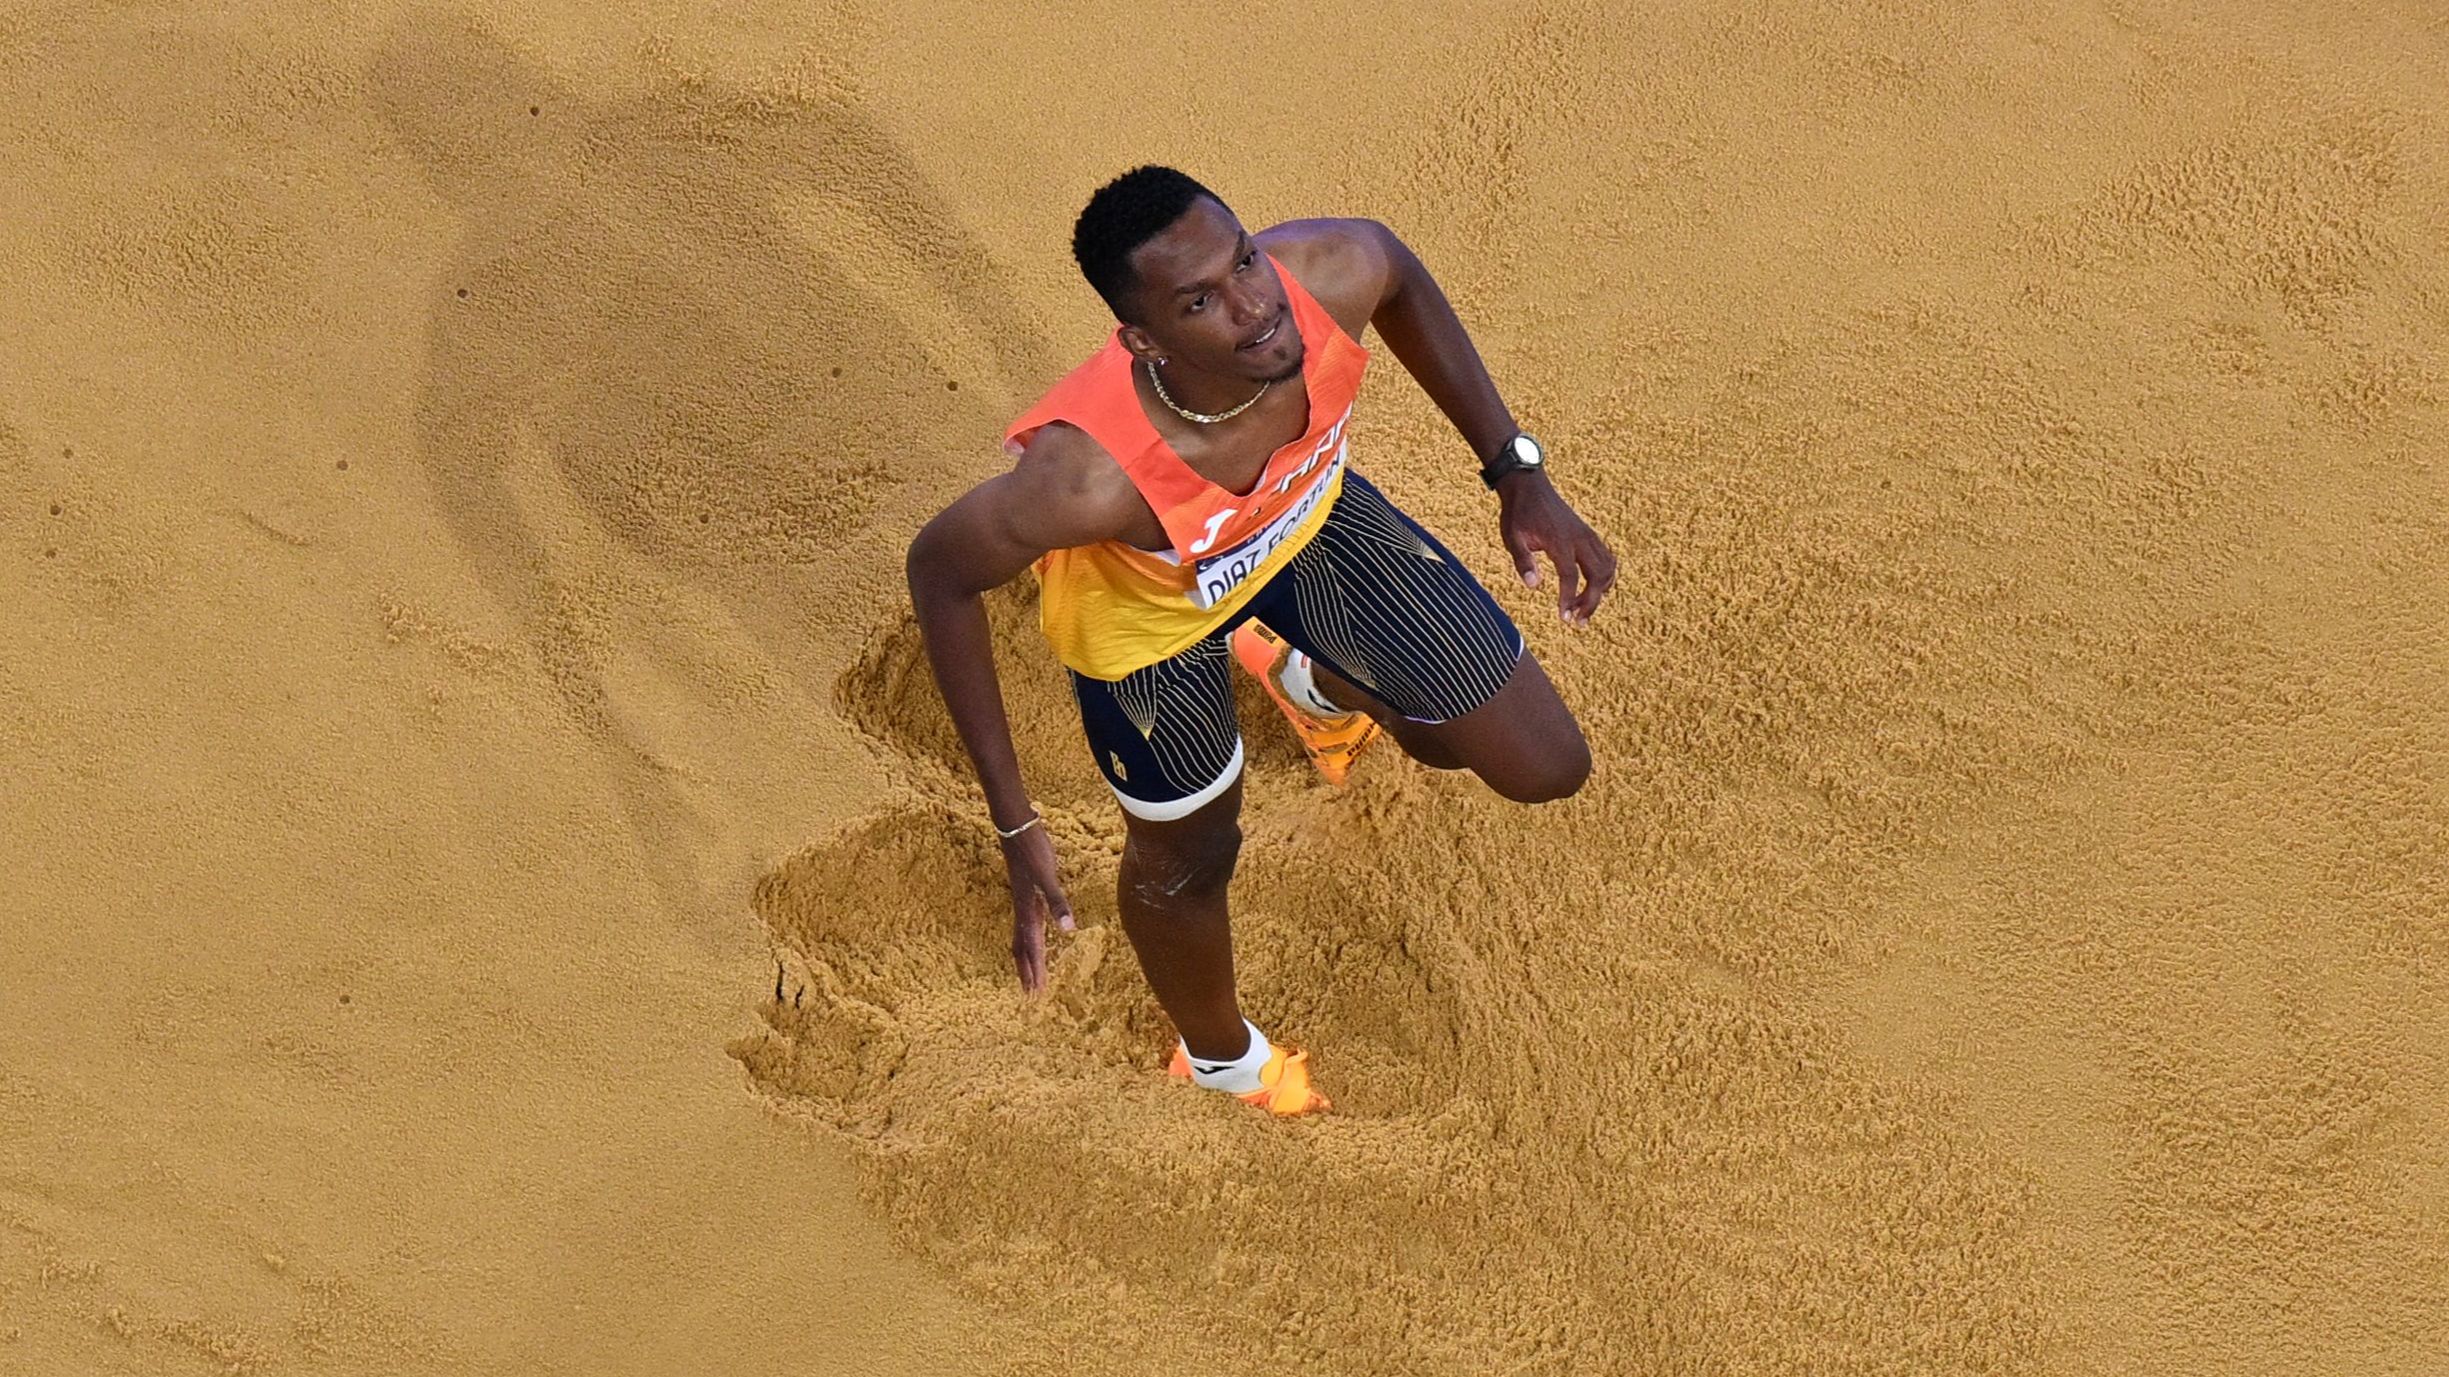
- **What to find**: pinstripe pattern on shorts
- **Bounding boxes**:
[1070,469,1523,814]
[1270,472,1522,724]
[1074,633,1239,801]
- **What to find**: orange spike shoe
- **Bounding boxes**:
[1166,1042,1332,1117]
[1230,622,1380,787]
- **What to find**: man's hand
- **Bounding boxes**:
[1000,823,1075,993]
[1497,471,1617,625]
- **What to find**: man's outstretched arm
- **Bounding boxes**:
[1355,223,1522,466]
[905,428,1141,991]
[1281,218,1619,624]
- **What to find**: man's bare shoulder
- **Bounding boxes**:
[1001,421,1149,547]
[1254,217,1398,336]
[1010,420,1119,495]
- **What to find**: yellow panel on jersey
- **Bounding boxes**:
[1031,466,1347,676]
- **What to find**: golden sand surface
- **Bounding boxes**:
[5,2,2446,1373]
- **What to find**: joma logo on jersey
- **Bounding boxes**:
[1186,406,1354,556]
[1188,445,1345,609]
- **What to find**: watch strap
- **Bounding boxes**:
[1479,433,1541,490]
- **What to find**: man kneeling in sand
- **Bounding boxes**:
[907,166,1616,1114]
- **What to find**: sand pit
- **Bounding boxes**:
[5,2,2446,1374]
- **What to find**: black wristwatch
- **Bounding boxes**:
[1479,431,1546,490]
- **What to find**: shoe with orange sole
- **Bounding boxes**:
[1230,622,1380,787]
[1167,1042,1332,1116]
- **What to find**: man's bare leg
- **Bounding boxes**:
[1119,647,1583,1065]
[1308,651,1590,802]
[1113,775,1250,1062]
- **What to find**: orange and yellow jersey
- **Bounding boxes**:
[1004,257,1369,680]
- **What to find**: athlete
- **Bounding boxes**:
[906,167,1615,1115]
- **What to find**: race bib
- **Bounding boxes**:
[1187,444,1345,609]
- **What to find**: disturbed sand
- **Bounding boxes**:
[5,2,2446,1374]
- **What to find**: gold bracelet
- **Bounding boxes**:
[993,810,1042,841]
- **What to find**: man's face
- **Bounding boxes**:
[1122,197,1305,383]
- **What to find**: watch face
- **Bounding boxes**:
[1512,434,1545,467]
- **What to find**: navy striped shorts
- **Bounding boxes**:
[1071,471,1524,820]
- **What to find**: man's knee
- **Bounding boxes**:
[1122,820,1244,903]
[1487,738,1591,805]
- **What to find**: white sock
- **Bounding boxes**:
[1277,652,1344,717]
[1183,1019,1273,1094]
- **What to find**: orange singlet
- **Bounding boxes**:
[1004,257,1370,680]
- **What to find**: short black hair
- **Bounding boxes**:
[1072,165,1230,323]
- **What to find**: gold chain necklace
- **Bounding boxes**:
[1145,359,1270,424]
